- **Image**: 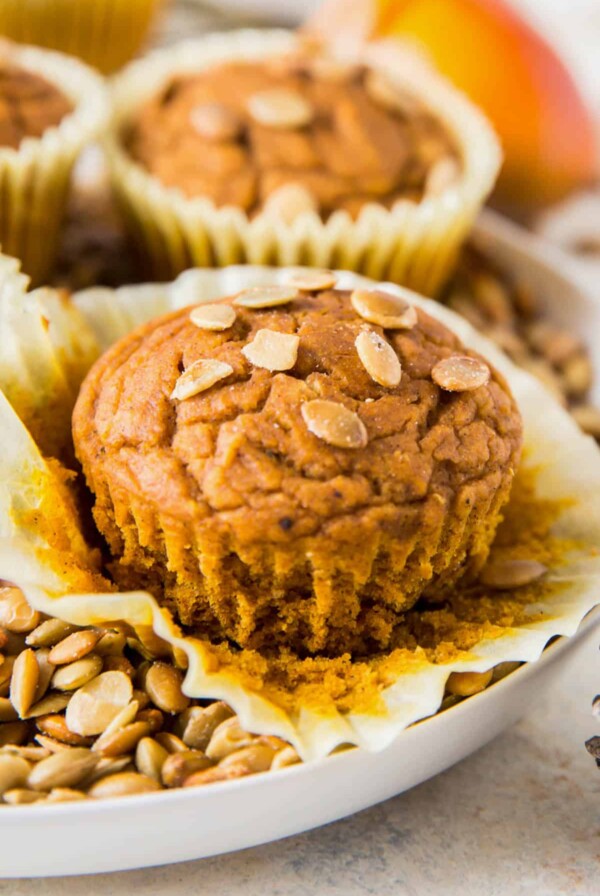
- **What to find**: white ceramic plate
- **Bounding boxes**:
[1,212,599,878]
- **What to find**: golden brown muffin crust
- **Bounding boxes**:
[0,62,73,149]
[73,287,522,656]
[125,57,459,218]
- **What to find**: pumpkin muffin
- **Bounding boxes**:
[0,61,73,149]
[126,57,459,218]
[73,275,522,657]
[105,31,501,292]
[0,40,107,284]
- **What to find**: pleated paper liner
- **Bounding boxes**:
[1,260,600,761]
[0,40,108,286]
[104,29,501,295]
[0,0,163,74]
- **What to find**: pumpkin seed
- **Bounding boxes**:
[88,771,161,799]
[431,355,491,392]
[242,329,299,372]
[66,671,133,736]
[170,359,233,401]
[301,399,368,449]
[27,747,98,791]
[248,88,313,129]
[189,304,236,331]
[51,654,103,691]
[355,329,402,387]
[48,629,102,665]
[10,648,39,718]
[144,663,190,715]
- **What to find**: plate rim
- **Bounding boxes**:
[3,606,597,820]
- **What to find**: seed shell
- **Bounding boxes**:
[190,103,241,141]
[65,671,133,736]
[248,88,313,129]
[9,648,39,718]
[286,269,337,291]
[27,747,98,791]
[170,359,233,401]
[351,289,418,329]
[51,654,103,691]
[242,329,299,372]
[233,285,299,309]
[479,559,548,590]
[88,771,161,799]
[431,355,491,392]
[189,304,236,331]
[48,629,102,666]
[301,399,368,449]
[0,587,40,633]
[144,663,190,715]
[355,329,402,387]
[26,619,78,648]
[135,737,169,782]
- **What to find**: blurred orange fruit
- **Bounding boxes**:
[307,0,598,214]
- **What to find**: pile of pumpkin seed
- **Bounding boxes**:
[0,584,300,804]
[443,245,600,441]
[0,582,519,804]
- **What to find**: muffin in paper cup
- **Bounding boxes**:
[0,40,108,285]
[0,0,164,75]
[1,257,600,761]
[104,29,501,295]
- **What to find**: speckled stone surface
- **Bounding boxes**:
[2,626,598,895]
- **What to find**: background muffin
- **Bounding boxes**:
[105,29,501,294]
[126,57,459,219]
[0,40,107,284]
[0,0,164,74]
[73,275,522,656]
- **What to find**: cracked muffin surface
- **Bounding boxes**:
[124,55,460,219]
[72,283,522,656]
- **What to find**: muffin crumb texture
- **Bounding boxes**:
[73,285,522,657]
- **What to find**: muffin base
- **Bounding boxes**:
[88,456,515,656]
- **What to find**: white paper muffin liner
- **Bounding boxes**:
[0,0,163,74]
[0,40,108,285]
[1,260,599,762]
[104,29,501,295]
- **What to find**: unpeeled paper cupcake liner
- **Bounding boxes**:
[1,259,600,761]
[0,0,163,74]
[105,29,501,295]
[0,40,109,285]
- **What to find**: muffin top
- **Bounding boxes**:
[0,61,73,149]
[124,56,460,220]
[73,277,522,553]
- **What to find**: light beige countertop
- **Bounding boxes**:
[2,626,598,895]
